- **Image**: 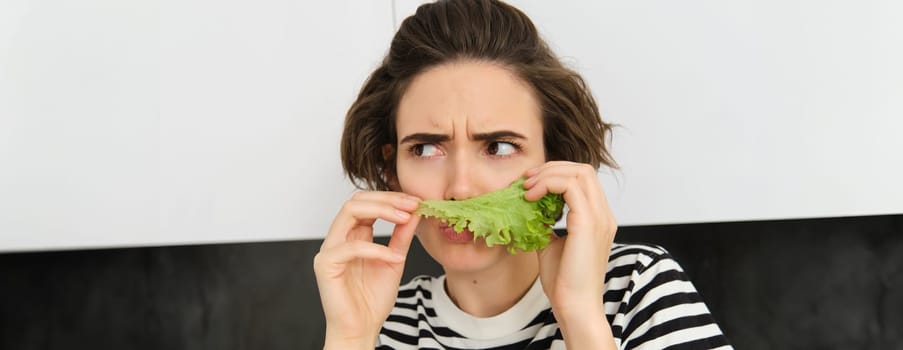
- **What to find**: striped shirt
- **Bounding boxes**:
[377,243,732,349]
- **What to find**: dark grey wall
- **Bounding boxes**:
[620,215,903,349]
[1,215,900,350]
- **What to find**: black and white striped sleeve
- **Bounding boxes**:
[617,249,732,350]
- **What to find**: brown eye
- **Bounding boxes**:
[411,143,439,157]
[487,141,517,156]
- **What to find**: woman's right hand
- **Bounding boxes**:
[313,191,421,349]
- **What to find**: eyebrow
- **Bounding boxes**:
[398,130,527,144]
[472,130,527,142]
[399,133,450,145]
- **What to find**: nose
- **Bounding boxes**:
[444,156,477,201]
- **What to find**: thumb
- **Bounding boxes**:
[388,214,420,257]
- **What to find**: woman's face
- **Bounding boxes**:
[394,61,546,273]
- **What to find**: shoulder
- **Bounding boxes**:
[610,242,670,257]
[605,244,733,349]
[606,242,695,300]
[608,242,678,275]
[605,242,687,305]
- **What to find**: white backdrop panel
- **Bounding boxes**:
[395,0,903,225]
[0,0,394,252]
[2,0,901,252]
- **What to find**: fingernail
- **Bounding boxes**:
[395,210,411,219]
[400,197,420,209]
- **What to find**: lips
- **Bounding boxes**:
[439,222,474,243]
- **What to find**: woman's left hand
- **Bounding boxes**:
[523,161,618,348]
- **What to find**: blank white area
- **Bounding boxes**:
[2,1,901,253]
[0,0,394,252]
[396,0,903,226]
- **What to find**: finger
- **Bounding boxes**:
[523,166,593,212]
[525,172,593,238]
[315,240,406,278]
[524,164,609,251]
[527,163,619,277]
[347,191,421,211]
[524,163,609,217]
[524,160,576,178]
[388,214,421,256]
[560,167,618,240]
[523,162,589,194]
[323,194,420,249]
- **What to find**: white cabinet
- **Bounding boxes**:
[0,0,395,251]
[2,0,901,252]
[397,0,903,226]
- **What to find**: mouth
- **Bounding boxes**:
[439,221,475,243]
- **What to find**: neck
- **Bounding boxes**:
[443,251,539,317]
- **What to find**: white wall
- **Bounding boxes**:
[1,0,901,252]
[0,0,394,252]
[397,0,903,225]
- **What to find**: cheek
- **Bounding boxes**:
[396,161,443,199]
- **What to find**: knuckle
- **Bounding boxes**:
[340,200,354,212]
[312,251,327,270]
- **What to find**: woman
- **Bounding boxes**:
[314,0,732,349]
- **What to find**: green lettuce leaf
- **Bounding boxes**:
[414,178,565,253]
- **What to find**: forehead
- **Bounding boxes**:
[396,61,542,137]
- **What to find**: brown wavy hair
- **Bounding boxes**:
[341,0,618,191]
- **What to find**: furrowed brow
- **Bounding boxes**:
[399,133,450,145]
[472,130,527,142]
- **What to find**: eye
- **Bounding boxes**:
[487,141,518,157]
[411,143,441,157]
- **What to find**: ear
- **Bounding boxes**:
[382,144,394,160]
[382,144,400,191]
